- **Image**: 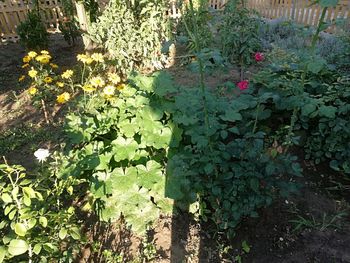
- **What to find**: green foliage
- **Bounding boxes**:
[176,0,213,51]
[253,55,350,174]
[162,80,301,236]
[59,72,176,235]
[0,162,82,262]
[220,0,261,73]
[59,0,81,46]
[87,0,168,76]
[16,11,48,50]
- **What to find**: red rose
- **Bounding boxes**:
[254,52,264,62]
[237,80,249,91]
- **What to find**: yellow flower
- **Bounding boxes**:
[90,76,105,88]
[61,70,74,79]
[77,54,94,65]
[116,83,125,90]
[108,73,121,84]
[50,63,58,69]
[23,56,31,63]
[28,51,37,58]
[35,54,51,64]
[41,50,49,55]
[82,84,96,93]
[22,63,29,69]
[91,53,104,63]
[56,92,70,104]
[28,86,38,95]
[18,75,25,82]
[28,68,38,78]
[103,85,116,96]
[56,82,64,88]
[44,76,53,84]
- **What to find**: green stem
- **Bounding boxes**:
[310,7,328,52]
[252,102,260,134]
[187,0,210,139]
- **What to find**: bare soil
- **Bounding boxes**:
[0,35,349,263]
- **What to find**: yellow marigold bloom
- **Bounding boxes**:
[35,54,51,64]
[41,50,49,55]
[56,82,64,88]
[28,86,38,95]
[28,51,37,58]
[61,70,74,79]
[90,76,105,88]
[82,84,96,93]
[103,85,116,96]
[77,54,94,65]
[23,56,31,63]
[18,75,25,82]
[116,83,125,90]
[56,92,70,104]
[28,68,38,78]
[50,63,58,69]
[91,53,104,63]
[108,72,121,84]
[44,76,53,84]
[22,63,29,69]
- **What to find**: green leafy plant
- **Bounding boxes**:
[59,0,81,46]
[17,11,48,50]
[87,0,169,76]
[220,0,261,80]
[58,72,177,235]
[0,160,82,262]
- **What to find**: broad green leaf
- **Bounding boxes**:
[1,193,12,203]
[33,244,42,255]
[22,187,36,198]
[136,161,163,189]
[111,137,139,161]
[250,178,259,192]
[59,228,68,240]
[14,223,27,236]
[220,109,242,122]
[307,58,326,74]
[27,218,36,229]
[8,239,28,256]
[39,217,48,228]
[318,105,337,118]
[242,240,251,253]
[301,103,317,116]
[0,246,5,263]
[69,227,81,240]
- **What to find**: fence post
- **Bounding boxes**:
[291,0,296,20]
[74,1,94,49]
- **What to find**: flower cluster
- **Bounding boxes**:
[20,50,125,115]
[20,50,72,105]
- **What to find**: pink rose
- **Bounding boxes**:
[254,52,264,62]
[237,80,249,91]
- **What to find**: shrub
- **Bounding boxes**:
[220,0,261,78]
[87,0,169,76]
[0,161,82,262]
[17,11,49,50]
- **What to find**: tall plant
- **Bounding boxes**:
[220,0,261,80]
[87,0,169,76]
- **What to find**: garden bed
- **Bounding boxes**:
[0,33,349,263]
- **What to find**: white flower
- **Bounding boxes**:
[34,149,50,162]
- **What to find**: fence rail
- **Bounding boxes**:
[0,0,349,43]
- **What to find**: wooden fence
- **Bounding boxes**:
[1,0,349,43]
[248,0,350,31]
[0,0,65,43]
